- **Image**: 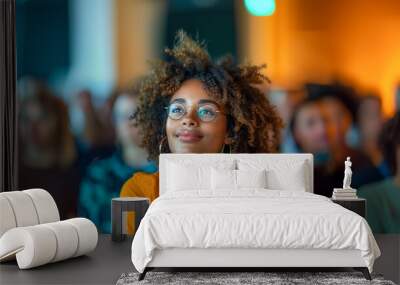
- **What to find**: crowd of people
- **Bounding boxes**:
[17,33,400,234]
[17,78,157,233]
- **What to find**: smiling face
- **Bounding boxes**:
[166,79,230,153]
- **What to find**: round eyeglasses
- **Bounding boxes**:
[164,102,225,122]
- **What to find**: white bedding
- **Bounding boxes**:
[131,190,380,273]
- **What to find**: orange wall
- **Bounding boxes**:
[238,0,400,116]
[114,0,166,87]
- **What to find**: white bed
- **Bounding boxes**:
[131,153,380,280]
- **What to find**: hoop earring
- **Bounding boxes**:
[158,136,168,153]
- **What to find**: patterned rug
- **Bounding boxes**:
[116,271,396,285]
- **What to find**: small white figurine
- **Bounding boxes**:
[343,157,353,189]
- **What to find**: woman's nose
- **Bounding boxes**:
[180,108,199,127]
[181,117,199,127]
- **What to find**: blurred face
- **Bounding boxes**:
[114,95,141,146]
[293,103,329,153]
[19,100,57,148]
[358,98,383,141]
[320,97,352,147]
[166,79,229,153]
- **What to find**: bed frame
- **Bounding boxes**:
[138,154,372,281]
[139,248,371,280]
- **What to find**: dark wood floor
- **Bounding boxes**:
[0,234,398,284]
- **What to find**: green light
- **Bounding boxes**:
[244,0,275,16]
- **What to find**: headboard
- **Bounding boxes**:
[159,153,314,195]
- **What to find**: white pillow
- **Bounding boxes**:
[266,167,306,191]
[211,168,236,190]
[238,159,308,191]
[237,169,267,188]
[167,160,235,192]
[211,168,267,190]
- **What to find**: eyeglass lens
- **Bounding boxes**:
[167,102,220,122]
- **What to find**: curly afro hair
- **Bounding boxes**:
[132,31,283,162]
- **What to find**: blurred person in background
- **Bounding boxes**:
[319,94,371,169]
[357,95,384,165]
[73,89,117,165]
[358,112,400,233]
[305,83,372,196]
[18,77,80,219]
[77,89,106,146]
[289,98,330,163]
[269,88,304,153]
[352,95,391,188]
[289,97,334,196]
[79,85,157,233]
[77,89,116,150]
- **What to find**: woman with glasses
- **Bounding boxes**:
[120,31,283,233]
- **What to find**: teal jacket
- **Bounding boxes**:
[358,178,400,233]
[79,150,157,233]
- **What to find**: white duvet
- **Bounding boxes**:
[131,190,380,273]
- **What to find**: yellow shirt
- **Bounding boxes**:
[120,172,159,233]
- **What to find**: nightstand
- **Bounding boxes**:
[331,198,366,218]
[111,197,150,241]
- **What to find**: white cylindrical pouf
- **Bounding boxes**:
[23,188,60,224]
[42,221,79,262]
[65,218,98,257]
[0,226,57,269]
[0,195,17,238]
[1,191,39,227]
